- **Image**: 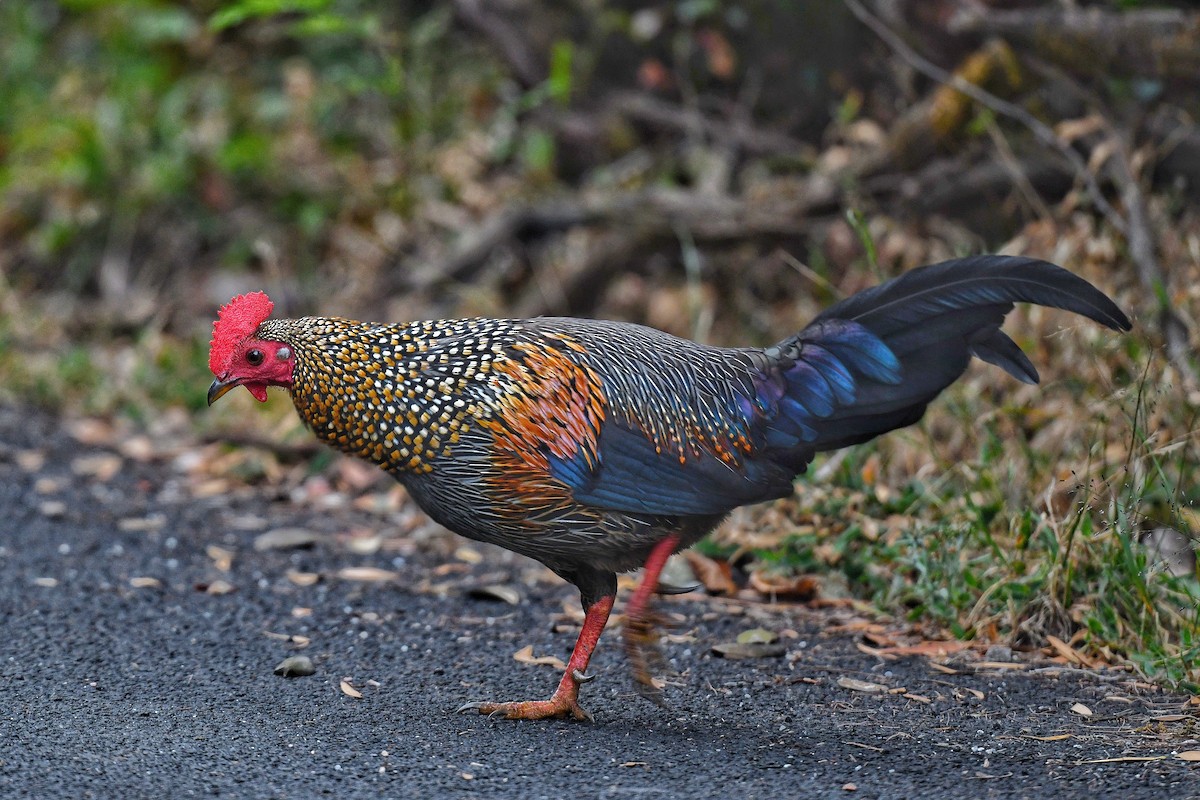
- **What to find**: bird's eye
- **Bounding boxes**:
[246,348,264,366]
[276,345,292,360]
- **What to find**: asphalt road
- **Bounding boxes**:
[1,405,1196,799]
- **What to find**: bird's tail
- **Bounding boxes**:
[757,255,1130,460]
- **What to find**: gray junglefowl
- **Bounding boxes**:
[207,255,1129,720]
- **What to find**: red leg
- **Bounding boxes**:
[622,533,681,706]
[458,594,615,721]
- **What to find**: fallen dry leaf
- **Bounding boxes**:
[286,570,320,587]
[263,631,311,648]
[117,435,156,462]
[1046,634,1096,668]
[748,570,819,600]
[824,619,886,635]
[512,644,566,670]
[682,551,737,595]
[736,627,779,645]
[16,450,45,472]
[1071,703,1093,717]
[67,417,116,445]
[206,545,234,572]
[874,640,971,658]
[1177,751,1200,762]
[340,679,363,699]
[33,477,61,494]
[118,515,165,532]
[71,453,122,481]
[454,545,483,564]
[856,643,897,660]
[254,528,318,552]
[861,631,898,648]
[973,661,1027,671]
[1023,734,1072,742]
[345,531,383,555]
[129,577,162,589]
[903,693,932,704]
[204,580,236,596]
[468,585,522,605]
[837,677,889,694]
[336,567,397,583]
[336,457,381,491]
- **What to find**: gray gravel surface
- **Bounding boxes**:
[1,405,1196,799]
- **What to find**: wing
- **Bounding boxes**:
[502,321,797,517]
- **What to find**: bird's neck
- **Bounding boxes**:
[262,316,508,475]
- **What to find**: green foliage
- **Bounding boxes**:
[844,208,879,273]
[0,0,497,287]
[209,0,333,32]
[735,368,1200,690]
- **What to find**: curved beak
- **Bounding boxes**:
[207,376,239,406]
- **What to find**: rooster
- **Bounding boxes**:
[207,256,1129,720]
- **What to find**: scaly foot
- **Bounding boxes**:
[458,671,595,721]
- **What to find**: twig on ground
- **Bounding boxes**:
[451,0,545,90]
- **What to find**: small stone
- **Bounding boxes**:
[34,477,61,494]
[40,500,67,519]
[711,641,788,659]
[274,655,315,678]
[16,450,46,472]
[984,644,1014,662]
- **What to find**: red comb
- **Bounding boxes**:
[209,291,275,375]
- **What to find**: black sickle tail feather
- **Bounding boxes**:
[760,255,1130,458]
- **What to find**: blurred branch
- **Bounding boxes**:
[843,0,1125,233]
[1109,139,1198,385]
[396,185,843,299]
[607,91,809,160]
[847,0,1195,383]
[946,5,1200,85]
[451,0,545,89]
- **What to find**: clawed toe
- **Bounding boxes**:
[456,696,594,721]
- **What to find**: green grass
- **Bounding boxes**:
[709,362,1200,690]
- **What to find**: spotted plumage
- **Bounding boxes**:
[208,255,1130,720]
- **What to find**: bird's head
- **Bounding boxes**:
[207,291,295,405]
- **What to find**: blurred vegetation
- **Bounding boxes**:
[1,1,1198,689]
